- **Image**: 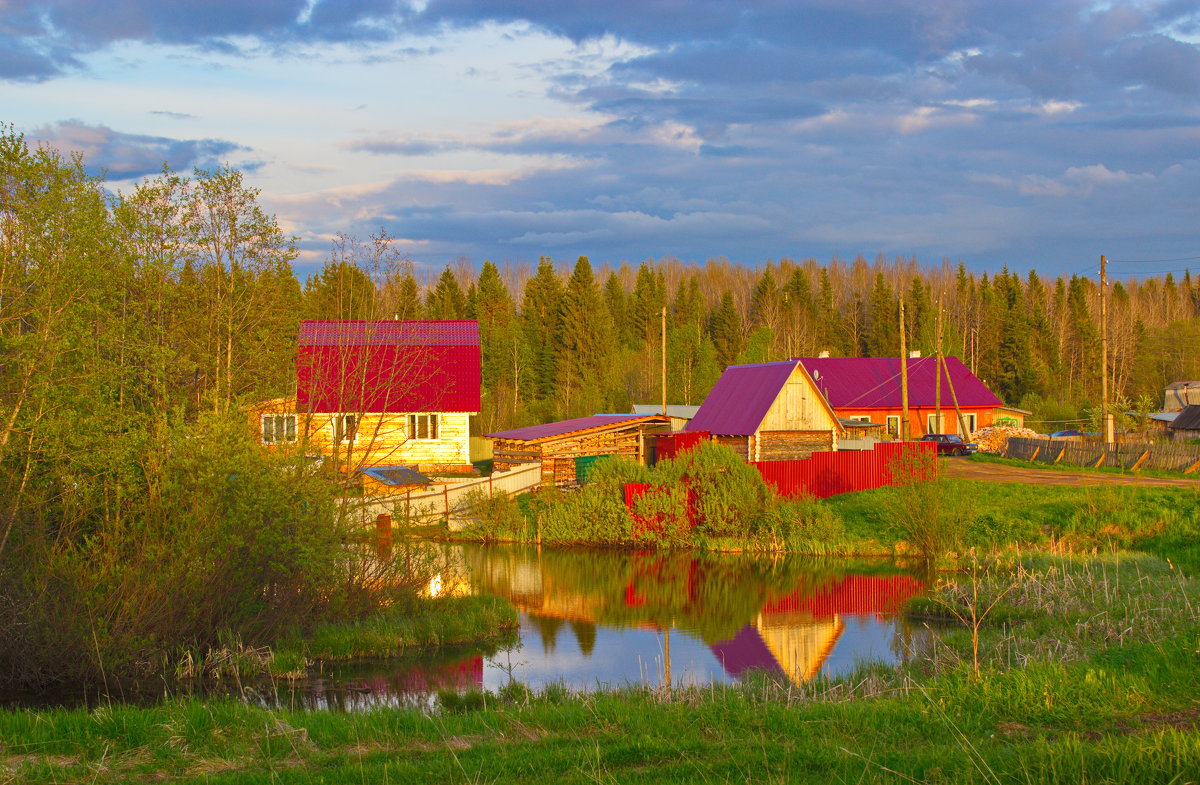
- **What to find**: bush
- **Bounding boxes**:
[652,442,773,539]
[0,413,376,686]
[878,449,975,560]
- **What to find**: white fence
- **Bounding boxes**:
[353,462,542,524]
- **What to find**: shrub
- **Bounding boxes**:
[652,442,773,539]
[879,449,975,560]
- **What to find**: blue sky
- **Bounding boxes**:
[4,0,1199,278]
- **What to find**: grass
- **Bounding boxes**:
[268,594,518,675]
[6,468,1200,782]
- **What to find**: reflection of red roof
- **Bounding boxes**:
[359,654,483,695]
[762,575,925,617]
[710,625,784,678]
[297,320,480,413]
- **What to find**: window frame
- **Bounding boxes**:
[408,413,439,441]
[261,413,297,445]
[333,413,358,443]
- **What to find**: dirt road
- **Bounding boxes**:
[941,457,1200,489]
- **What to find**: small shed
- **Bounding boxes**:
[488,414,672,485]
[1169,406,1200,442]
[684,360,844,461]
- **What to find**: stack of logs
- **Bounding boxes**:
[973,425,1042,454]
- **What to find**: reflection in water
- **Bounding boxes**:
[386,543,934,702]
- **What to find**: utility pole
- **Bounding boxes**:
[935,297,944,434]
[1100,255,1114,444]
[661,306,667,416]
[899,296,910,441]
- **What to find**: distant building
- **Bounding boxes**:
[797,356,1025,438]
[1164,381,1200,412]
[631,404,700,431]
[683,359,844,461]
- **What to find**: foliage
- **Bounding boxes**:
[877,449,977,560]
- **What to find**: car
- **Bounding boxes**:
[918,433,979,456]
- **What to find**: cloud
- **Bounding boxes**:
[30,120,250,179]
[149,110,196,120]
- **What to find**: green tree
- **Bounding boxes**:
[553,257,613,417]
[426,266,466,319]
[709,291,743,368]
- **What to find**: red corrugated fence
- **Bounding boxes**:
[752,441,936,499]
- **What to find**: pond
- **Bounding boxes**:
[1,543,937,712]
[262,543,936,711]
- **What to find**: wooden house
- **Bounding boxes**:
[683,360,844,461]
[488,414,672,485]
[798,355,1025,438]
[251,320,480,474]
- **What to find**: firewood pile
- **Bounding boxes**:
[971,425,1041,454]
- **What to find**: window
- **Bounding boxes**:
[408,414,439,440]
[261,414,297,445]
[886,415,900,438]
[848,416,871,422]
[927,413,946,434]
[964,413,977,434]
[333,414,357,443]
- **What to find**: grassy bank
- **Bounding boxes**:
[3,551,1197,784]
[454,445,1200,567]
[267,595,519,676]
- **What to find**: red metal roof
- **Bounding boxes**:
[487,414,666,443]
[797,356,1002,410]
[297,320,480,413]
[684,360,800,436]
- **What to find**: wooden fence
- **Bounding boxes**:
[354,463,542,525]
[1004,437,1200,473]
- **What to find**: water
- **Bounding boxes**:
[262,543,935,710]
[4,544,937,711]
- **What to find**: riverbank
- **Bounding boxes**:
[3,549,1196,784]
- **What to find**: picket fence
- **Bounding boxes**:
[354,462,542,525]
[1005,437,1200,473]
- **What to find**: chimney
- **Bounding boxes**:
[909,350,921,359]
[818,350,830,358]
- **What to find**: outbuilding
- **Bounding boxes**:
[683,359,844,461]
[488,414,673,485]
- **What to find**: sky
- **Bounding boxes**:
[3,0,1200,280]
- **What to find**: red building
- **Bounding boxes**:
[797,356,1027,438]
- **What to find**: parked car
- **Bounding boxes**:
[919,434,978,456]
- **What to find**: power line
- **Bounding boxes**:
[1108,254,1200,264]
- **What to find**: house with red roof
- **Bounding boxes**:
[797,355,1026,439]
[488,414,672,485]
[250,320,480,474]
[682,359,844,461]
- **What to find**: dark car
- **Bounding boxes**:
[919,434,978,456]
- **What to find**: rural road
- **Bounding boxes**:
[941,458,1200,489]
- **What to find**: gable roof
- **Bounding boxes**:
[685,360,833,436]
[632,404,701,419]
[487,414,668,443]
[297,320,480,414]
[1169,405,1200,431]
[797,356,1003,409]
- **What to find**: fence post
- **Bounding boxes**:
[1131,450,1150,471]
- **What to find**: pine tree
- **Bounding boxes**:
[553,256,612,417]
[520,257,563,408]
[709,291,743,368]
[864,272,898,357]
[425,266,466,319]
